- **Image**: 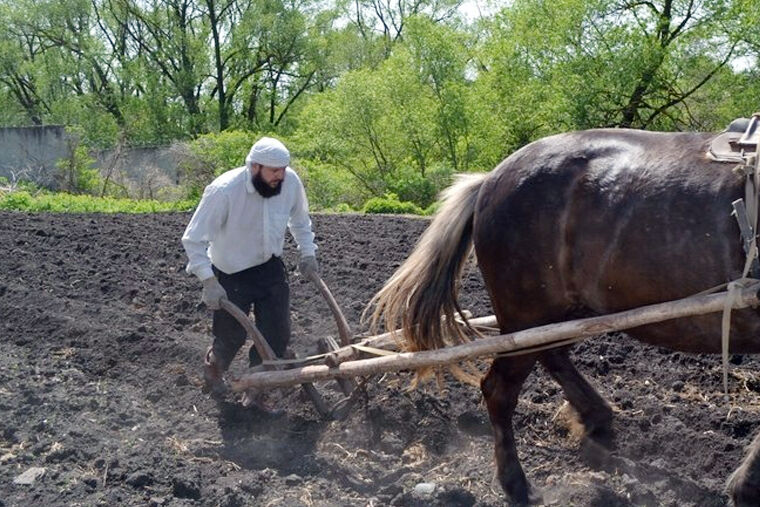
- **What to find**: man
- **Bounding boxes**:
[182,136,318,405]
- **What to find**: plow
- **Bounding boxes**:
[219,274,760,420]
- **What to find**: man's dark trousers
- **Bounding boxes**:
[211,256,290,369]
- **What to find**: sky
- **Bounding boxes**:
[458,0,499,22]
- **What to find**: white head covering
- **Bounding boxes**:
[246,136,290,168]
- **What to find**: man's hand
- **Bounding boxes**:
[298,255,319,278]
[201,276,227,310]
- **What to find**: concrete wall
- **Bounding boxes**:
[0,125,68,187]
[0,125,179,189]
[95,145,180,184]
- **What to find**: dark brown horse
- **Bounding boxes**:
[369,128,760,505]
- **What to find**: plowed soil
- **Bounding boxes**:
[2,211,760,506]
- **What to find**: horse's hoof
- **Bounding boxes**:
[580,437,614,470]
[727,463,760,507]
[526,486,543,505]
[587,423,615,450]
[505,487,542,506]
[500,470,542,505]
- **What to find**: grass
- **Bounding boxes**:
[0,189,197,213]
[0,185,430,215]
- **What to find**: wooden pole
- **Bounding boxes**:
[228,283,760,391]
[321,314,499,366]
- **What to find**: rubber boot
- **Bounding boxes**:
[202,346,228,398]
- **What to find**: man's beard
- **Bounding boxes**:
[253,171,283,197]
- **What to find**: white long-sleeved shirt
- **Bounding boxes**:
[182,166,316,281]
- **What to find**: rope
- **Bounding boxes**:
[720,145,760,398]
[350,344,398,356]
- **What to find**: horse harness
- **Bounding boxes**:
[708,113,760,279]
[708,113,760,396]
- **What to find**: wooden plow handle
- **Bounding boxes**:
[220,298,331,418]
[305,272,358,397]
[220,298,277,362]
[306,271,353,346]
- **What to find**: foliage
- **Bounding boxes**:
[0,188,196,213]
[331,202,355,213]
[0,176,39,194]
[386,164,453,209]
[299,159,369,210]
[477,0,753,132]
[337,0,464,57]
[0,190,33,210]
[361,192,424,215]
[295,17,477,208]
[177,130,259,198]
[55,127,102,194]
[49,97,121,150]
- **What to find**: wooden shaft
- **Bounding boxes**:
[325,314,499,365]
[228,284,760,391]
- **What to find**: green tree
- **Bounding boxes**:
[295,18,475,207]
[0,0,58,125]
[176,129,256,197]
[403,16,474,171]
[338,0,463,57]
[476,0,753,134]
[109,0,209,135]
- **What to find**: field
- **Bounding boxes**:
[2,211,760,506]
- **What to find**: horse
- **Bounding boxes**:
[368,127,760,505]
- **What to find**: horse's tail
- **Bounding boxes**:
[366,172,488,352]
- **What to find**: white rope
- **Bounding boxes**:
[720,150,760,398]
[722,281,741,398]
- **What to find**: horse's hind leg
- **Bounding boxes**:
[481,354,540,504]
[727,429,760,506]
[539,346,615,452]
